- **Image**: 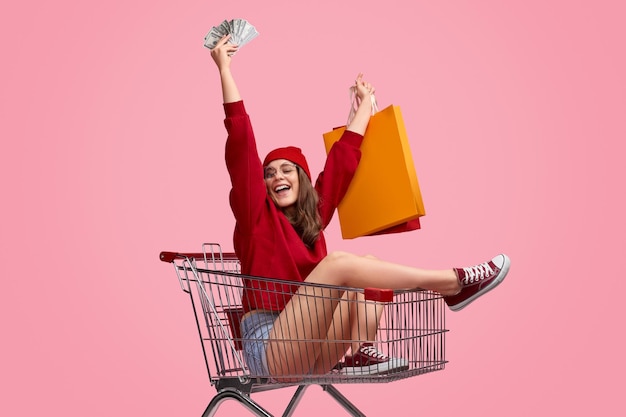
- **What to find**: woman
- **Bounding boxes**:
[211,35,510,379]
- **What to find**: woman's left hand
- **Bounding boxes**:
[347,73,376,135]
[354,73,375,102]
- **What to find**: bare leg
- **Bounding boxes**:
[350,293,383,353]
[308,290,356,375]
[307,251,461,294]
[304,290,385,376]
[266,251,460,378]
[349,255,384,354]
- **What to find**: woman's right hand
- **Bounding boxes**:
[211,34,239,71]
[211,34,242,103]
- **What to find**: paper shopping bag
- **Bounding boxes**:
[323,104,425,239]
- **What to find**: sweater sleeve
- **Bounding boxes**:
[223,101,266,234]
[315,130,364,228]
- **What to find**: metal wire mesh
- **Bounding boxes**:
[167,244,447,388]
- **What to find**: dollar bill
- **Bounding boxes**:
[203,18,259,53]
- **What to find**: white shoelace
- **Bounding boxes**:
[360,345,389,360]
[461,262,495,284]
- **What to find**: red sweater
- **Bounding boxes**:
[224,100,363,312]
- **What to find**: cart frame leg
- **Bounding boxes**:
[201,384,366,417]
[322,385,367,417]
[281,385,308,417]
[201,387,273,417]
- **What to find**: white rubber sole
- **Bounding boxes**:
[340,358,409,375]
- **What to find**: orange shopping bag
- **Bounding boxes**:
[323,93,425,239]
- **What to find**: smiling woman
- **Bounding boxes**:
[210,34,510,379]
[265,159,301,213]
[264,160,300,208]
[264,155,320,248]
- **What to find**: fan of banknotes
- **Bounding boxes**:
[204,18,259,53]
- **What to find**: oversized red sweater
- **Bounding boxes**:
[224,100,363,313]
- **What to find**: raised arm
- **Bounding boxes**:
[210,35,266,234]
[316,74,376,226]
[211,35,241,103]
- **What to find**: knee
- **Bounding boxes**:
[320,251,353,274]
[322,251,375,268]
[325,250,350,261]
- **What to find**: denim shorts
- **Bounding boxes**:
[240,311,280,376]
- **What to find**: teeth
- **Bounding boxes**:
[275,185,290,192]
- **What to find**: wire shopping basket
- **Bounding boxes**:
[160,243,447,417]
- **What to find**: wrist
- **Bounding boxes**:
[357,95,373,111]
[358,94,372,104]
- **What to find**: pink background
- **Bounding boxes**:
[2,1,625,416]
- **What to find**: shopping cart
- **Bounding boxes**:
[160,243,447,417]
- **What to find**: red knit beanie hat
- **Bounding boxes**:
[263,146,311,180]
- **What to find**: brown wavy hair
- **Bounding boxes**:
[283,166,322,248]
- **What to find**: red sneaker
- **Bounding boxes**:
[444,254,511,311]
[339,343,409,375]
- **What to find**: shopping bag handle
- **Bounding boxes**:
[346,86,378,126]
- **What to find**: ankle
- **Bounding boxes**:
[439,270,461,296]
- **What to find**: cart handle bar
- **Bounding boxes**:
[159,251,395,302]
[159,251,238,263]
